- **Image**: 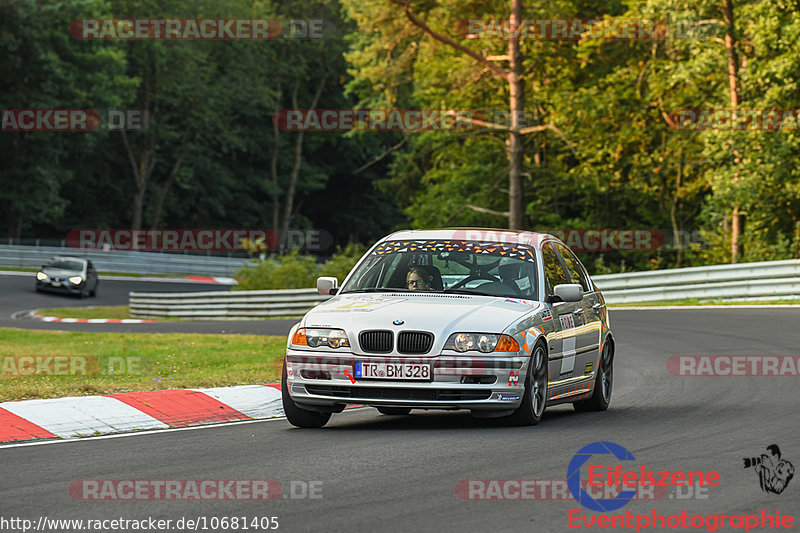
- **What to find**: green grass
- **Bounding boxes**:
[37,306,133,320]
[0,328,286,402]
[610,298,800,307]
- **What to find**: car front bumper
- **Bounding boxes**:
[285,349,530,411]
[36,280,83,294]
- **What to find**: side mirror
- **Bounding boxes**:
[552,283,583,303]
[316,276,339,295]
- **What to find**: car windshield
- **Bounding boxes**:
[341,240,538,299]
[46,260,84,271]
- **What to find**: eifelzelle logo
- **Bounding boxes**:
[567,441,721,512]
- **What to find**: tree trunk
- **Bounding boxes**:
[151,129,190,229]
[7,212,22,240]
[671,150,684,267]
[507,0,525,229]
[723,0,742,263]
[271,82,282,233]
[131,186,145,232]
[279,74,326,250]
[121,129,154,232]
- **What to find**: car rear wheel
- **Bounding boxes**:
[377,407,411,415]
[573,339,613,412]
[505,342,547,426]
[281,361,331,428]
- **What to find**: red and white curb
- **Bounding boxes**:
[0,384,283,443]
[185,276,238,285]
[37,316,156,324]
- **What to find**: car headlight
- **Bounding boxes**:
[445,333,520,353]
[291,328,350,349]
[68,276,83,284]
[36,272,48,281]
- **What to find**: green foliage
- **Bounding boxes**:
[1,0,403,249]
[319,243,369,281]
[5,0,800,272]
[235,252,321,290]
[234,244,368,290]
[342,0,800,271]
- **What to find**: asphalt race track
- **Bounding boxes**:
[0,272,296,335]
[2,299,799,532]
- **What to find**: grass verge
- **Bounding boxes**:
[0,328,286,402]
[36,306,133,320]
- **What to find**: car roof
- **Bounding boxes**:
[381,228,562,248]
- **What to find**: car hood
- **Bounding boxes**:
[302,292,543,353]
[41,268,82,277]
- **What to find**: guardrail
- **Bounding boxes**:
[593,259,800,303]
[130,289,330,319]
[128,259,800,319]
[0,244,250,277]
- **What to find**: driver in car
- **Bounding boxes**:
[406,266,434,291]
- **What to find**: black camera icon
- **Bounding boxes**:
[743,457,762,468]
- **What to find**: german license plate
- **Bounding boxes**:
[354,361,431,381]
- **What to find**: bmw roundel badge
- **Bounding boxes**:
[393,319,404,325]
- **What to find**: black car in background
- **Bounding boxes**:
[35,257,99,298]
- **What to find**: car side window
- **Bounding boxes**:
[554,243,590,292]
[542,243,569,296]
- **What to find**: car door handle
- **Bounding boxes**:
[573,308,583,315]
[592,303,602,309]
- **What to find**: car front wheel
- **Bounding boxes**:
[281,361,331,428]
[505,342,547,426]
[573,339,613,412]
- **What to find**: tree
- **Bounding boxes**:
[0,0,134,238]
[344,0,575,229]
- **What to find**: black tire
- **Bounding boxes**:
[574,339,613,412]
[90,284,97,297]
[281,361,331,428]
[377,407,411,415]
[505,342,548,426]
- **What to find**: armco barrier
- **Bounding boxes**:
[130,289,330,319]
[0,244,249,277]
[593,258,800,303]
[129,259,800,319]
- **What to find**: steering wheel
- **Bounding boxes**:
[447,273,501,291]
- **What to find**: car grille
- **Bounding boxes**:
[305,385,491,402]
[359,330,393,353]
[397,331,433,354]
